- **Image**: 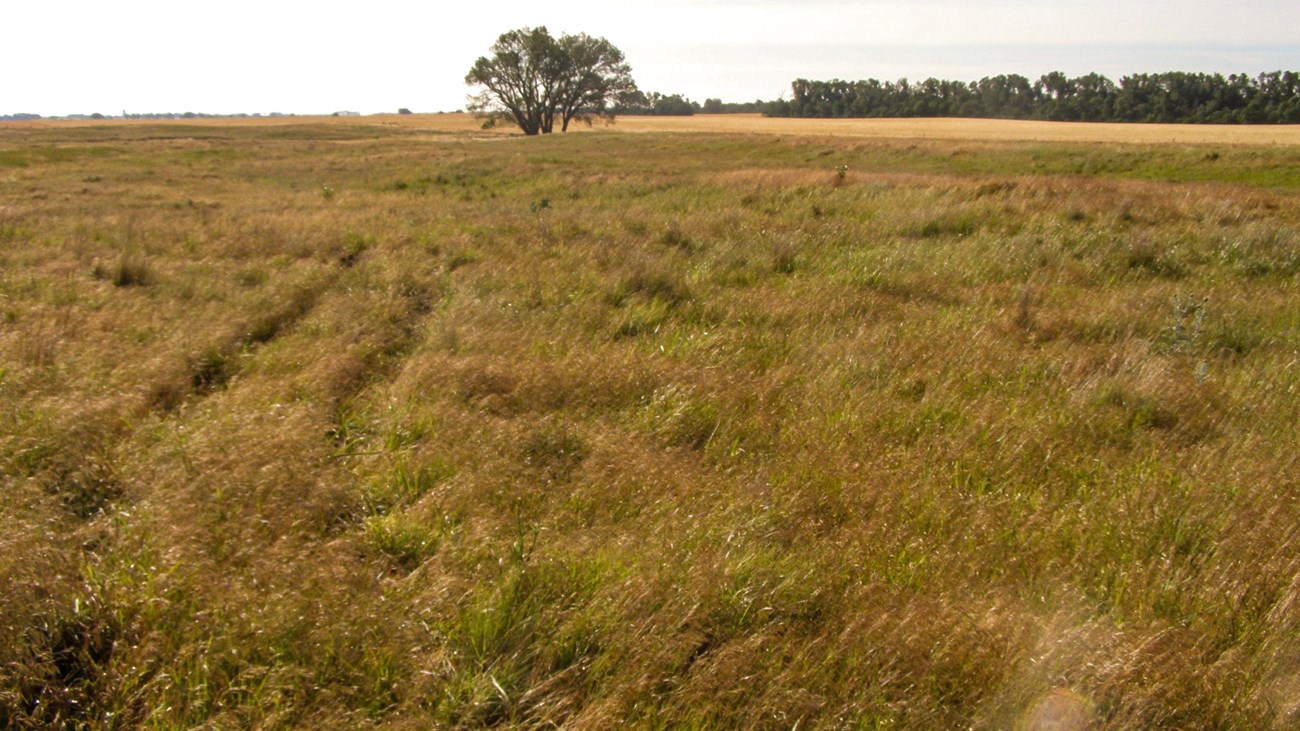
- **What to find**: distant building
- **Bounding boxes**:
[332,111,361,117]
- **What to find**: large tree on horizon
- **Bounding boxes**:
[465,27,637,136]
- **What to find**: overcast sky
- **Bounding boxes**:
[5,0,1299,116]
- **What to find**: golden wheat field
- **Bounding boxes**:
[18,112,1300,145]
[1,116,1299,729]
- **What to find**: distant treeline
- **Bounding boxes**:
[766,71,1300,124]
[121,112,296,120]
[0,112,300,122]
[616,92,770,116]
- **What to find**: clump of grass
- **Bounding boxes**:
[1085,381,1179,444]
[520,421,589,483]
[336,233,370,268]
[457,363,518,404]
[16,325,60,367]
[1125,239,1186,279]
[613,300,671,340]
[236,267,268,288]
[606,265,692,308]
[771,238,799,274]
[189,346,232,394]
[7,595,123,727]
[93,253,153,287]
[145,373,190,413]
[910,209,980,239]
[1011,283,1038,332]
[644,385,722,449]
[45,450,123,519]
[446,248,479,271]
[361,460,453,516]
[659,224,693,252]
[363,513,440,571]
[1220,224,1299,278]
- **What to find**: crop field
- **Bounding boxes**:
[1,118,1298,729]
[19,113,1300,145]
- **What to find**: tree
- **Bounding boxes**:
[465,27,637,135]
[554,33,638,131]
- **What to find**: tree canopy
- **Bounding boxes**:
[770,71,1300,124]
[465,27,637,135]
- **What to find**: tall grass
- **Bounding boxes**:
[1,120,1298,729]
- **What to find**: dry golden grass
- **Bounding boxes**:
[1,119,1298,729]
[15,112,1300,146]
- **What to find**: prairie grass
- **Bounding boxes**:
[1,119,1298,729]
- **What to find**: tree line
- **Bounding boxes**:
[615,95,773,116]
[766,71,1300,124]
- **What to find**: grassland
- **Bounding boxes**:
[1,118,1298,729]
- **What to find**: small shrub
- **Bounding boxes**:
[832,164,849,187]
[1159,295,1207,353]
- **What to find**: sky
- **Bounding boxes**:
[5,0,1300,116]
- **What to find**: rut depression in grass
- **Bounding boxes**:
[1,119,1298,729]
